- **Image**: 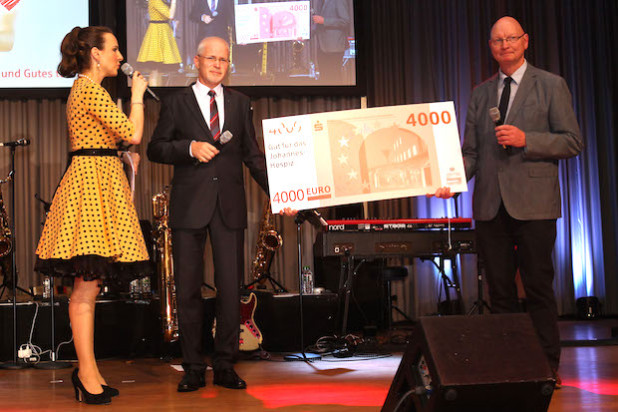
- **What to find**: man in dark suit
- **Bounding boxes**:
[147,36,267,392]
[433,17,583,384]
[312,0,351,84]
[191,0,234,41]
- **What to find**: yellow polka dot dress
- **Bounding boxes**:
[137,0,181,64]
[35,77,151,281]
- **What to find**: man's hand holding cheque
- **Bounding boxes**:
[427,186,454,199]
[280,207,297,217]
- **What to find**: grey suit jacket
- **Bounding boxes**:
[315,0,351,53]
[462,63,583,221]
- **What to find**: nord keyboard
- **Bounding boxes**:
[326,218,472,232]
[315,218,475,258]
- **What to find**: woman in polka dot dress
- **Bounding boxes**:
[34,26,150,405]
[137,0,181,65]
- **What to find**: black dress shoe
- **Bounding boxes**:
[213,368,247,389]
[552,369,562,390]
[177,369,206,392]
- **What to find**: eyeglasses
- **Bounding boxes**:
[490,33,526,46]
[197,55,230,64]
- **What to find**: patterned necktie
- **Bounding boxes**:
[208,90,220,141]
[498,77,513,123]
[211,0,216,12]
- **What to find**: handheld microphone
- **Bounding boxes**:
[0,138,30,147]
[121,63,160,102]
[489,107,507,149]
[219,130,233,145]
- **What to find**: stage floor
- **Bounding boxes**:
[1,344,618,411]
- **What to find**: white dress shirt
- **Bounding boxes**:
[190,80,225,157]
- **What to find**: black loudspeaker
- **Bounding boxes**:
[252,291,338,352]
[382,314,555,412]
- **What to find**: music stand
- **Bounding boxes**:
[339,251,366,336]
[0,143,31,370]
[284,210,326,362]
[467,256,492,315]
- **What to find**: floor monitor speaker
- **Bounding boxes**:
[382,314,555,412]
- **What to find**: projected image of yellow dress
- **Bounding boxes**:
[137,0,181,64]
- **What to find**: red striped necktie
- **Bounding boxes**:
[208,90,220,141]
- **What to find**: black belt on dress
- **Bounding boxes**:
[69,148,119,158]
[149,20,169,24]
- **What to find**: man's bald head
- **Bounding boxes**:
[197,36,230,57]
[489,16,528,75]
[490,17,525,40]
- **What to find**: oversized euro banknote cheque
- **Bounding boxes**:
[262,102,468,214]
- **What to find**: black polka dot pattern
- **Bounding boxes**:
[35,77,150,280]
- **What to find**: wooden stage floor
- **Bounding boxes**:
[1,343,618,411]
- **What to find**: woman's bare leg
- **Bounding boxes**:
[69,277,105,394]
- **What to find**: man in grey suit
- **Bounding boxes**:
[433,17,583,384]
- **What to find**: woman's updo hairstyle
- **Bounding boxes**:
[57,26,113,78]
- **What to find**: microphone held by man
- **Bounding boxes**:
[489,107,507,149]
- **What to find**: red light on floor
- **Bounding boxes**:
[563,379,618,396]
[247,383,388,409]
[199,387,221,399]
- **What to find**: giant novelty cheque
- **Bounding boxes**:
[262,102,468,214]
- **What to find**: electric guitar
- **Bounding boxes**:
[212,292,263,351]
[239,292,263,351]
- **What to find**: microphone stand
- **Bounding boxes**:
[33,195,71,370]
[33,275,72,370]
[1,144,32,369]
[284,211,321,362]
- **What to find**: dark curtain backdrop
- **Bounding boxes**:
[1,0,616,316]
[363,0,617,314]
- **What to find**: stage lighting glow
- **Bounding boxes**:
[563,378,618,396]
[245,383,388,408]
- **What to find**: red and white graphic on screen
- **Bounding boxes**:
[1,0,20,11]
[259,7,296,39]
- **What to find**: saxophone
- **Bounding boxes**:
[251,200,282,281]
[0,184,12,259]
[152,187,179,343]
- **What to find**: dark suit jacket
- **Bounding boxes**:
[462,63,583,221]
[191,0,234,41]
[147,85,269,230]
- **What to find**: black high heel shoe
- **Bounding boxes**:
[102,385,119,397]
[71,368,111,405]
